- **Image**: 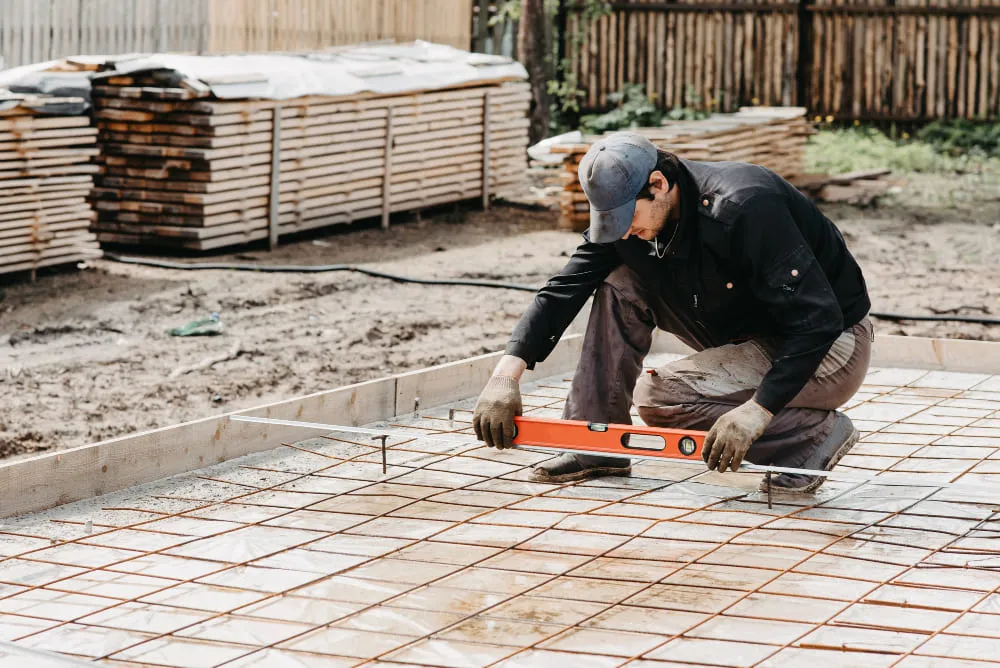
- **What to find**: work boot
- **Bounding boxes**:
[760,412,859,494]
[531,453,631,483]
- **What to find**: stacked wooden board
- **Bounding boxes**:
[90,74,531,251]
[0,93,101,277]
[555,107,811,231]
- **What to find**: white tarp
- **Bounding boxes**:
[96,41,527,99]
[0,41,527,103]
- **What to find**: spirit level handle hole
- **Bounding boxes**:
[620,433,667,451]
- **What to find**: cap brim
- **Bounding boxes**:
[588,198,635,244]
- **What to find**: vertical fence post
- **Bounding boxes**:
[382,105,394,230]
[797,0,813,108]
[482,89,492,210]
[556,0,569,75]
[474,0,489,52]
[269,105,282,250]
[198,0,209,53]
[157,0,166,51]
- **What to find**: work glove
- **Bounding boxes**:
[702,400,773,473]
[473,375,522,449]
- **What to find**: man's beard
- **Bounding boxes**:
[650,199,678,258]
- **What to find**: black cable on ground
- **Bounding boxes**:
[103,253,1000,325]
[869,312,1000,325]
[102,252,538,292]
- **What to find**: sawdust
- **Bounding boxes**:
[0,170,997,461]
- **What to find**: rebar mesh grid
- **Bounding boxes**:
[1,354,999,667]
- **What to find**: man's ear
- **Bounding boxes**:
[649,170,671,195]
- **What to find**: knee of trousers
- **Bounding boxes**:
[633,370,696,414]
[596,264,654,307]
[603,264,645,293]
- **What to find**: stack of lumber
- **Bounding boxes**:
[791,168,905,207]
[90,68,530,250]
[554,107,810,231]
[0,93,101,277]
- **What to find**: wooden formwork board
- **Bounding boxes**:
[0,334,586,519]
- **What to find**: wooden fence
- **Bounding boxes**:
[562,0,1000,121]
[0,0,473,69]
[208,0,473,53]
[0,0,205,68]
[808,0,1000,120]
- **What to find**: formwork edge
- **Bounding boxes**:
[0,334,583,519]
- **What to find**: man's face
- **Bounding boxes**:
[621,171,674,241]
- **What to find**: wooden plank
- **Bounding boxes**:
[949,10,960,118]
[604,11,614,108]
[744,11,754,104]
[475,0,489,53]
[733,11,743,110]
[937,6,948,118]
[0,375,398,519]
[983,9,990,117]
[665,10,675,109]
[992,19,1000,117]
[617,9,625,100]
[925,9,936,117]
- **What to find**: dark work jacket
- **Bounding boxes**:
[506,159,871,415]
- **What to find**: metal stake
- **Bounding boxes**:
[765,470,773,509]
[372,435,389,474]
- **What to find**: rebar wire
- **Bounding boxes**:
[2,384,998,667]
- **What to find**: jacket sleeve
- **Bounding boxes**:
[742,194,845,414]
[506,235,622,368]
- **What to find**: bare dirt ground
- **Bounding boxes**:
[1,170,999,461]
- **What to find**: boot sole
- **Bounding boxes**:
[762,425,860,495]
[531,466,632,484]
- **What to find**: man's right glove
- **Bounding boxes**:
[472,375,522,449]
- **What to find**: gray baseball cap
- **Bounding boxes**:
[578,132,658,243]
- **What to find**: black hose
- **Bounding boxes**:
[102,253,999,325]
[102,252,538,292]
[869,312,1000,325]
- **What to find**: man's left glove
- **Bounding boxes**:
[702,400,773,472]
[473,375,522,449]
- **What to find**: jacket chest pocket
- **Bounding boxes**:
[696,259,749,316]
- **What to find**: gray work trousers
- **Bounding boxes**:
[563,266,873,468]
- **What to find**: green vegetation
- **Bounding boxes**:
[580,84,664,134]
[576,84,709,135]
[916,119,1000,158]
[805,123,1000,175]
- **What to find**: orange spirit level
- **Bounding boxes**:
[512,416,707,462]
